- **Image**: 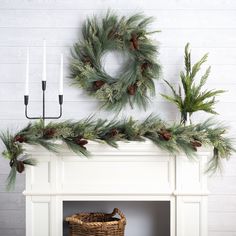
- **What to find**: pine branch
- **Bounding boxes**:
[162,43,225,123]
[6,167,17,191]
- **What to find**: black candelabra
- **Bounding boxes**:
[24,81,63,126]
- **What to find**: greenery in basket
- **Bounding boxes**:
[161,43,225,125]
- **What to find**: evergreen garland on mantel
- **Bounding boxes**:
[0,115,235,190]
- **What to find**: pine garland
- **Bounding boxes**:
[70,11,161,111]
[0,116,234,190]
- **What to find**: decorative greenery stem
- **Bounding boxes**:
[161,43,225,125]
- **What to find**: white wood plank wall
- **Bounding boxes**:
[0,0,236,235]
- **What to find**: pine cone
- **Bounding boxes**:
[159,129,172,141]
[127,84,137,95]
[130,32,139,50]
[141,62,150,73]
[75,136,88,150]
[74,136,81,144]
[110,128,119,137]
[83,56,92,66]
[43,128,56,139]
[78,139,88,150]
[190,140,202,149]
[93,80,105,90]
[78,139,88,146]
[14,135,26,143]
[162,132,172,141]
[16,161,25,173]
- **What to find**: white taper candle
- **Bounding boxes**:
[25,48,29,95]
[42,40,46,81]
[59,53,63,95]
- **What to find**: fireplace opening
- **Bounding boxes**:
[63,201,170,236]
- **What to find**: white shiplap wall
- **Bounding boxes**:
[0,0,236,235]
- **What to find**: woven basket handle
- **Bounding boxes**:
[65,215,83,225]
[111,208,126,221]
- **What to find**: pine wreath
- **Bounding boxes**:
[70,11,161,111]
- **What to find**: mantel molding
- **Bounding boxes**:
[24,139,211,155]
[23,191,210,196]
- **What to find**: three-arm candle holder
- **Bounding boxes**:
[24,40,64,126]
[24,81,63,126]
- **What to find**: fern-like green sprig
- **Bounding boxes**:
[161,43,225,124]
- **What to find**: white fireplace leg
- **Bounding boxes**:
[26,196,51,236]
[26,196,63,236]
[175,154,209,236]
[176,196,208,236]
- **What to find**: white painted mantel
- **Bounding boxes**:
[23,140,210,236]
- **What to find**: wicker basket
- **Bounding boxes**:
[66,208,126,236]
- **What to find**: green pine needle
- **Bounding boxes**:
[6,167,17,191]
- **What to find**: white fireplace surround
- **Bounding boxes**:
[23,140,210,236]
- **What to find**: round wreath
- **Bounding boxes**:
[70,12,161,111]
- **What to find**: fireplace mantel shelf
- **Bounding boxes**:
[24,140,210,236]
